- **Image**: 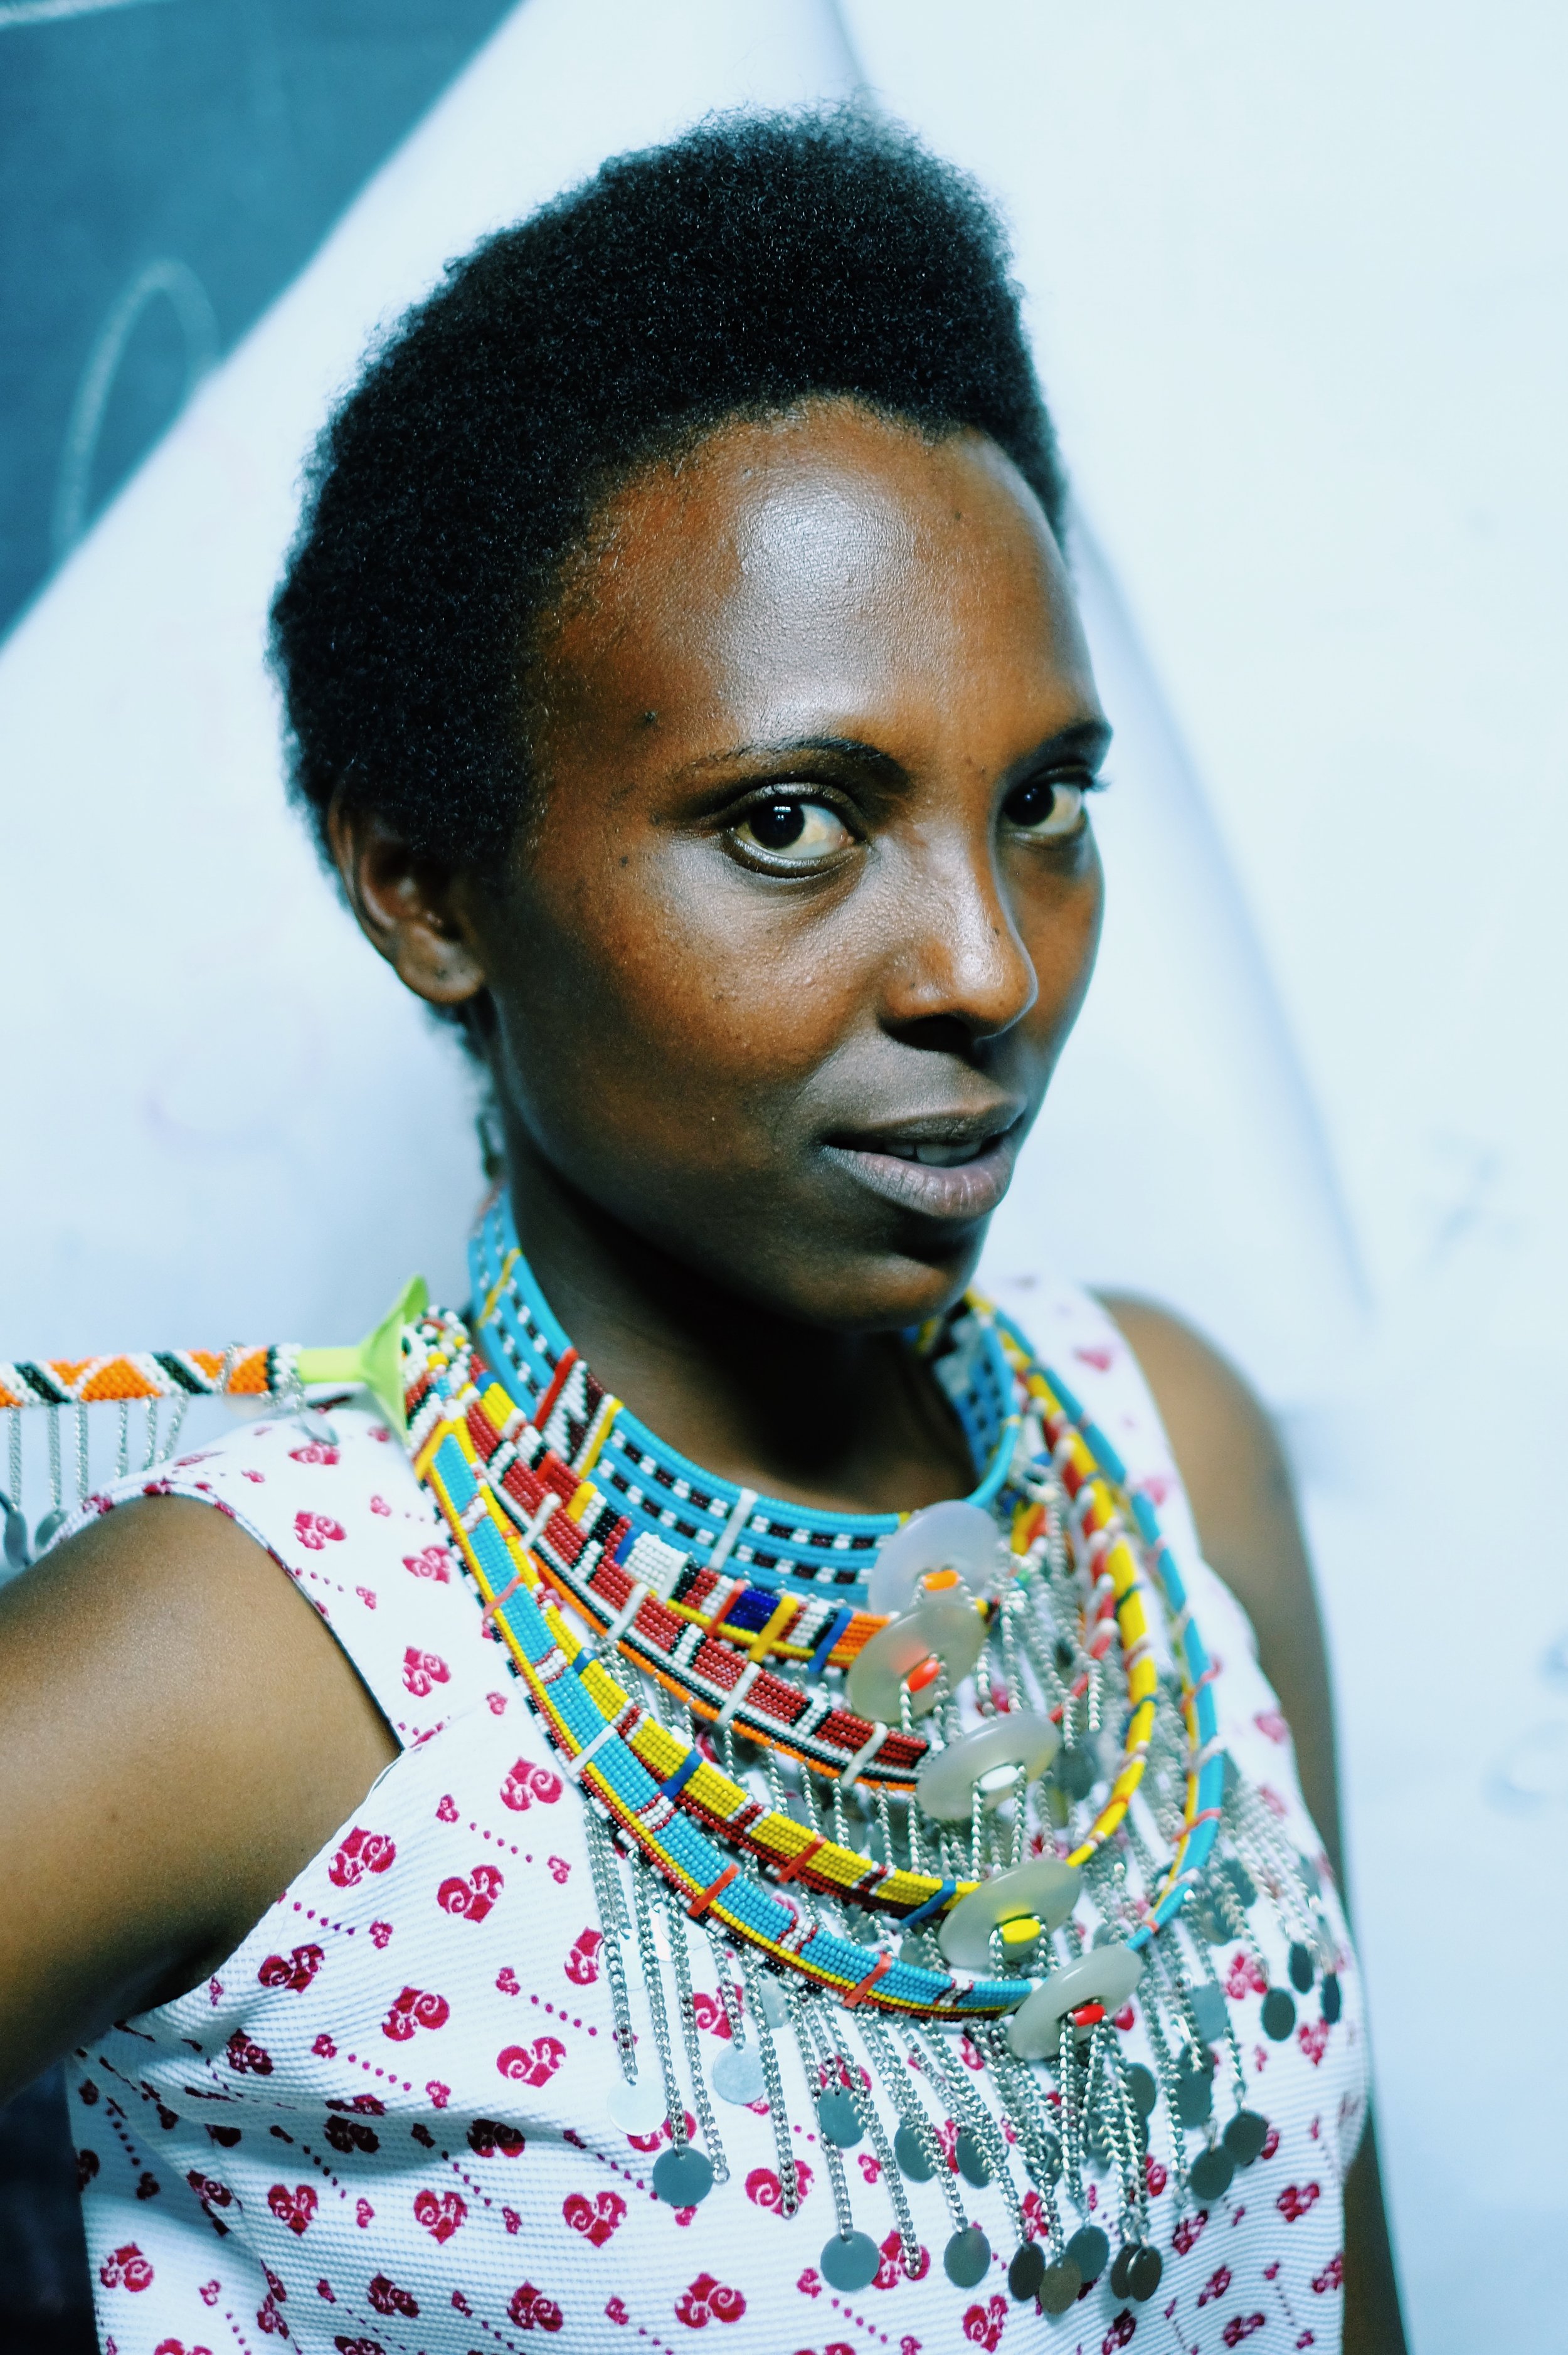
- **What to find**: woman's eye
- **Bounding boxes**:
[733,799,853,862]
[1002,775,1088,840]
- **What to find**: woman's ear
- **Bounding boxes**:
[327,797,489,1008]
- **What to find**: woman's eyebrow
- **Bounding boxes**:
[681,716,1112,785]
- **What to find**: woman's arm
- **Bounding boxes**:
[1099,1294,1407,2355]
[0,1496,396,2105]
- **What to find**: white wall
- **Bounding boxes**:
[844,9,1568,2346]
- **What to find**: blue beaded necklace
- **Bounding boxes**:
[469,1190,1022,1607]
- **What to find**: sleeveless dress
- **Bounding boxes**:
[62,1282,1367,2355]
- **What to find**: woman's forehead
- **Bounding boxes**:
[540,404,1095,758]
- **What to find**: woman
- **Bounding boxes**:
[0,111,1404,2351]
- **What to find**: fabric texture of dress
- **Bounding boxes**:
[63,1281,1366,2355]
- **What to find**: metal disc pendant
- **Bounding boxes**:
[1322,1972,1343,2024]
[940,1856,1083,1973]
[33,1507,66,1555]
[955,2127,992,2187]
[894,2122,935,2181]
[711,2043,766,2106]
[1190,1982,1227,2041]
[1129,2245,1164,2301]
[607,2075,667,2134]
[1054,1742,1098,1799]
[1008,2240,1046,2302]
[1174,2062,1214,2127]
[1219,1855,1257,1908]
[943,2225,991,2287]
[1110,2244,1138,2299]
[1039,2258,1083,2315]
[1223,2109,1270,2166]
[652,2146,714,2206]
[1289,1940,1315,1992]
[755,1974,789,2028]
[1189,2144,1235,2201]
[914,1712,1059,1821]
[1006,1943,1144,2059]
[845,1595,987,1722]
[1125,2063,1158,2118]
[817,2088,863,2147]
[1261,1986,1297,2041]
[3,1500,29,1572]
[1066,2224,1109,2285]
[820,2230,881,2292]
[866,1500,1000,1616]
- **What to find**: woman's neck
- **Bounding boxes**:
[500,1138,973,1516]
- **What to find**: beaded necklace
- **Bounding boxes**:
[0,1239,1343,2317]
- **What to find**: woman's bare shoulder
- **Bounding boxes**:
[0,1493,395,2102]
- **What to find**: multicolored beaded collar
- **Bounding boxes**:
[470,1190,1021,1606]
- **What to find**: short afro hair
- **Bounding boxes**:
[270,105,1067,872]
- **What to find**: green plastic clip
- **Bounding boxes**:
[295,1274,428,1438]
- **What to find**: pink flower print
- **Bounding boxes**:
[1199,2266,1233,2308]
[1254,1708,1288,1744]
[674,2272,746,2327]
[547,1855,571,1883]
[487,1690,509,1714]
[413,2188,467,2243]
[355,2199,374,2228]
[258,1943,323,1994]
[606,2297,629,2324]
[1075,1344,1115,1373]
[504,2206,522,2234]
[368,1920,392,1950]
[1145,2151,1168,2196]
[857,2151,882,2185]
[1226,1952,1268,2000]
[401,1545,450,1584]
[98,2244,154,2292]
[501,1758,563,1812]
[199,2282,220,2305]
[1222,2320,1266,2347]
[497,1966,521,1996]
[312,2033,337,2059]
[355,1586,378,1610]
[381,1986,450,2042]
[497,2035,566,2087]
[1298,2018,1330,2067]
[1102,2316,1136,2352]
[564,2189,627,2247]
[241,1468,265,1483]
[224,2030,272,2077]
[1312,2254,1345,2294]
[327,1826,396,1888]
[963,2297,1007,2351]
[1258,1784,1289,1819]
[436,1794,458,1822]
[438,1863,504,1923]
[76,2149,100,2191]
[367,2275,420,2319]
[257,2294,287,2337]
[509,2282,564,2332]
[331,2341,383,2355]
[688,1986,728,2035]
[469,2117,527,2159]
[1262,2125,1281,2159]
[797,2268,822,2296]
[872,2227,926,2288]
[267,2184,318,2236]
[956,2034,986,2072]
[1278,2182,1322,2223]
[402,1646,450,1697]
[1172,2209,1209,2255]
[289,1441,340,1466]
[744,2160,812,2209]
[294,1510,345,1550]
[369,1493,391,1516]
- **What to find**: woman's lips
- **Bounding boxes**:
[822,1123,1024,1223]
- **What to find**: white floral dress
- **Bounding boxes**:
[63,1283,1366,2355]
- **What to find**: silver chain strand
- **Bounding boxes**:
[662,1892,728,2185]
[789,1993,857,2243]
[632,1858,691,2153]
[584,1811,640,2081]
[736,1947,799,2216]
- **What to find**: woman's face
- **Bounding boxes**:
[460,401,1106,1331]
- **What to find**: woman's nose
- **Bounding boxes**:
[881,837,1039,1045]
